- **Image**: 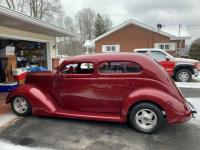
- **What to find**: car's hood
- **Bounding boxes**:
[173,58,199,64]
[25,71,56,85]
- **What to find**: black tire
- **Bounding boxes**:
[129,102,165,134]
[11,96,32,116]
[175,69,192,82]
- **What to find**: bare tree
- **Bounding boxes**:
[2,0,63,23]
[17,0,25,12]
[28,0,63,19]
[75,8,96,41]
[3,0,26,12]
[102,15,113,32]
[64,16,75,31]
[5,0,15,9]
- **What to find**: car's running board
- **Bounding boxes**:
[51,110,123,122]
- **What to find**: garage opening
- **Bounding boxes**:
[0,37,47,83]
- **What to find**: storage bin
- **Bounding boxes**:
[13,72,27,80]
[0,82,18,92]
[12,68,27,75]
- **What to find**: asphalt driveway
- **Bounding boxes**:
[0,116,200,150]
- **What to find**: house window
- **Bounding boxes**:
[111,46,116,51]
[154,43,176,51]
[102,45,120,53]
[107,46,111,52]
[159,44,164,50]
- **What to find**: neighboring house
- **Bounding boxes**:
[93,19,190,56]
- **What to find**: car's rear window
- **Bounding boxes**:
[99,61,142,74]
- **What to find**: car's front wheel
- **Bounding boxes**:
[11,96,32,116]
[129,102,165,134]
[175,69,192,82]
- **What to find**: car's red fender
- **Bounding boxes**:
[121,88,191,123]
[6,84,57,116]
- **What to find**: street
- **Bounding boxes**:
[0,88,199,150]
[180,88,200,98]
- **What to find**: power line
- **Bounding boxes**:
[186,25,200,27]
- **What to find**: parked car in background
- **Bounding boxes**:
[134,48,200,82]
[6,53,196,134]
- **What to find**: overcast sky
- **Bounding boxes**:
[61,0,200,43]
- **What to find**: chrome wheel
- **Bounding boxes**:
[135,109,158,130]
[13,97,28,114]
[179,72,189,82]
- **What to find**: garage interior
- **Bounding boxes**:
[0,37,47,83]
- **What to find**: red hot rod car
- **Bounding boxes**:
[6,53,196,134]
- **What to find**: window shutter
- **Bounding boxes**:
[116,45,120,52]
[154,43,159,48]
[102,45,106,52]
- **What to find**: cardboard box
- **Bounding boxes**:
[18,79,26,85]
[52,58,60,70]
[4,55,17,82]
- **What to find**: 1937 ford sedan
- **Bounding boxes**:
[6,53,196,134]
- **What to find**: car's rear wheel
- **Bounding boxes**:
[129,102,165,134]
[175,69,192,82]
[11,96,32,116]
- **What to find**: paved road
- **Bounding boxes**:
[180,88,200,98]
[0,88,199,150]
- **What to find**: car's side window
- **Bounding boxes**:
[99,61,142,74]
[61,62,94,74]
[78,63,94,74]
[150,51,166,61]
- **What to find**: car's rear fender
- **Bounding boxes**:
[6,84,57,115]
[121,88,188,123]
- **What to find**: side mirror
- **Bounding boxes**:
[166,56,170,61]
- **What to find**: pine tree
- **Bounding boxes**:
[95,14,106,37]
[189,41,200,61]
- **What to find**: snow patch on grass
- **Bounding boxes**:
[193,75,200,81]
[186,98,200,121]
[176,82,200,89]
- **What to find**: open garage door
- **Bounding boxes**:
[0,37,48,83]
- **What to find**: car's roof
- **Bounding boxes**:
[65,52,146,62]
